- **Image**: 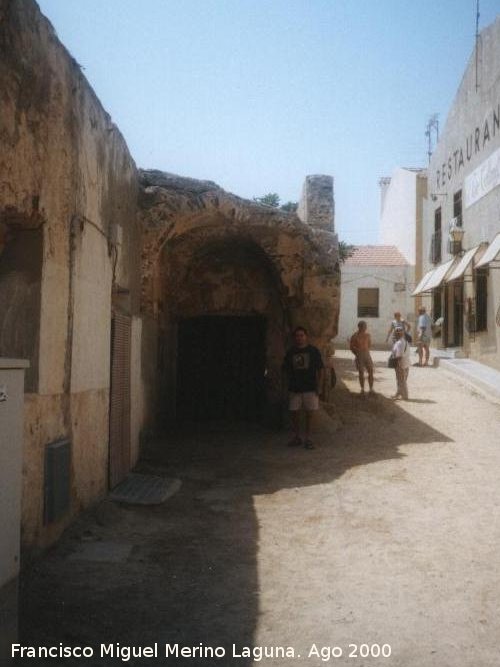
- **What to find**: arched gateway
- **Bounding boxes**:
[139,170,340,424]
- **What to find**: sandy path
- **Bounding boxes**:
[253,350,500,666]
[17,350,500,667]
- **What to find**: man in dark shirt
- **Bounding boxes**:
[282,326,324,450]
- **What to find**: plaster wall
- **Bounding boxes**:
[70,225,113,394]
[379,168,422,265]
[337,264,414,348]
[423,17,500,369]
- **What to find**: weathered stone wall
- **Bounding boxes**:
[139,171,341,417]
[0,0,142,550]
[297,175,335,232]
[0,0,341,550]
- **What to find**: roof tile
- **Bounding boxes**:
[344,245,409,266]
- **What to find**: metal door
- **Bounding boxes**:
[453,282,464,347]
[176,315,266,421]
[109,312,131,488]
[444,282,464,347]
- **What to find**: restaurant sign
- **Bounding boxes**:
[465,145,500,208]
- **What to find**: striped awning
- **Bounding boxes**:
[475,232,500,268]
[423,257,457,291]
[445,245,483,282]
[412,268,437,296]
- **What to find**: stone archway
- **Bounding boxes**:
[161,233,289,423]
[138,170,341,426]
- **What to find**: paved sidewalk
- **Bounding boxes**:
[436,356,500,402]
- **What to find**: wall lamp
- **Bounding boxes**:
[448,220,465,255]
[430,193,448,202]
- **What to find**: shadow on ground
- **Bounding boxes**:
[17,360,452,666]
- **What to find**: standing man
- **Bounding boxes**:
[283,326,324,450]
[391,326,411,400]
[350,320,375,395]
[416,306,433,366]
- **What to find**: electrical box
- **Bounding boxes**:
[0,358,29,662]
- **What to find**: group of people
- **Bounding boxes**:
[281,307,434,449]
[349,306,433,400]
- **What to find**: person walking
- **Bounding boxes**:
[349,320,375,396]
[416,306,433,366]
[386,311,411,345]
[391,326,410,400]
[282,326,324,450]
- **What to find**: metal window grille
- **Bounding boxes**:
[434,207,442,233]
[430,231,442,264]
[453,190,462,221]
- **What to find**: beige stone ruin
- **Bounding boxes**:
[139,171,340,422]
[0,0,340,552]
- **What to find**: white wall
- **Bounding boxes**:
[338,264,414,348]
[423,17,500,369]
[379,168,421,264]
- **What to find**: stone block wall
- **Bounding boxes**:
[297,175,335,232]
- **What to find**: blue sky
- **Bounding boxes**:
[38,0,500,244]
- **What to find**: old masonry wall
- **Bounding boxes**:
[0,0,145,552]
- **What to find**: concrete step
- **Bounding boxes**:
[437,357,500,402]
[430,346,467,359]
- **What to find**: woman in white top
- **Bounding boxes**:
[391,326,410,400]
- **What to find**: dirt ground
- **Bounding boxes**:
[15,349,500,667]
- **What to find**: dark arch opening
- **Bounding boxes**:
[157,234,289,426]
[177,314,267,422]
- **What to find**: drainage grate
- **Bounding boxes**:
[108,473,181,505]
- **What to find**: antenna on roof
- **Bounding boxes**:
[475,0,480,92]
[425,114,439,164]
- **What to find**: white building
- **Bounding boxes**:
[413,17,500,370]
[379,167,427,267]
[338,246,413,348]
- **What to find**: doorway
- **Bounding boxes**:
[444,282,463,347]
[109,312,131,488]
[176,315,266,421]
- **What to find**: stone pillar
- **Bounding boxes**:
[297,175,335,232]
